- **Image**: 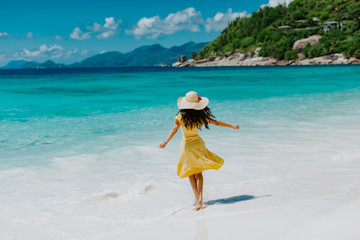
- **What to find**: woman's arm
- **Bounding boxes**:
[209,119,239,130]
[159,122,180,148]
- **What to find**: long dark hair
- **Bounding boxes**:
[178,107,215,130]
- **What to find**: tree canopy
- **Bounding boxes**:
[194,0,360,60]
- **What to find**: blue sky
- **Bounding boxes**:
[0,0,290,66]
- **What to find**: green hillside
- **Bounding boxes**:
[195,0,360,60]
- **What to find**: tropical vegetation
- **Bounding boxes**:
[194,0,360,60]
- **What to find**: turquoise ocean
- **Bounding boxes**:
[1,66,360,239]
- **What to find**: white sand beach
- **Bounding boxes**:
[116,197,360,240]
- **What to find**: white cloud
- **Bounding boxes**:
[55,35,63,40]
[27,32,34,39]
[261,0,293,8]
[87,17,122,39]
[125,7,203,39]
[97,17,122,39]
[63,48,78,58]
[0,45,89,66]
[89,22,102,32]
[23,44,63,57]
[104,17,120,30]
[71,17,122,40]
[0,53,9,66]
[96,31,113,39]
[70,27,91,40]
[205,9,248,32]
[0,32,9,38]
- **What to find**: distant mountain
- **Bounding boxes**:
[121,44,169,66]
[19,61,39,69]
[38,60,66,68]
[0,41,209,69]
[70,51,125,68]
[20,60,65,69]
[0,60,28,69]
[69,41,209,68]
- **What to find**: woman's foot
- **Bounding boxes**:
[195,199,203,211]
[193,197,199,206]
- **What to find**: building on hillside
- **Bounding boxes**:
[278,25,292,30]
[295,20,307,28]
[323,21,342,32]
[311,17,320,26]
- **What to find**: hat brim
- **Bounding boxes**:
[177,97,209,110]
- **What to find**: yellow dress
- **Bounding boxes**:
[175,114,224,178]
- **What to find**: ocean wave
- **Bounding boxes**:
[82,183,157,203]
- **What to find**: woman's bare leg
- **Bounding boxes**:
[188,175,199,204]
[195,172,203,210]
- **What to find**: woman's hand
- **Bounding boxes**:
[209,119,239,130]
[159,124,179,149]
[232,124,240,130]
[159,142,167,148]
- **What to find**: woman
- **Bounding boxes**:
[159,91,239,210]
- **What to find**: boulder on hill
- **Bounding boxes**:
[293,35,322,53]
[178,55,187,63]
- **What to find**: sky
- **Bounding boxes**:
[0,0,292,66]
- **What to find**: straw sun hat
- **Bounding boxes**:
[177,91,209,110]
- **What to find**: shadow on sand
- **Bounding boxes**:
[205,194,270,205]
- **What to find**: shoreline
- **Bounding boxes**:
[173,52,360,67]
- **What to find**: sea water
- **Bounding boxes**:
[1,66,360,239]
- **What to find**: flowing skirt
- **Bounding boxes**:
[177,138,224,178]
